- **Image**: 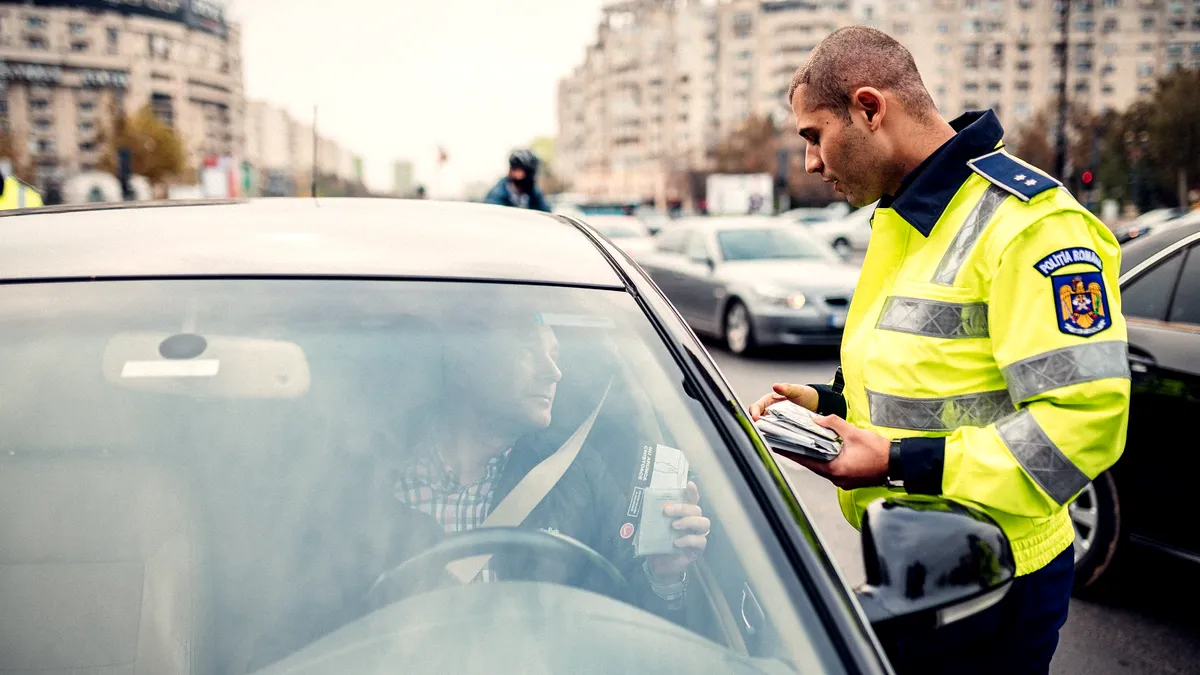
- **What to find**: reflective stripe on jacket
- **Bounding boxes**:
[0,177,44,210]
[835,112,1130,577]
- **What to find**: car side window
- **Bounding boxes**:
[1167,245,1200,325]
[685,232,710,262]
[1123,251,1184,321]
[656,229,687,254]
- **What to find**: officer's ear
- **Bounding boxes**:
[851,87,886,131]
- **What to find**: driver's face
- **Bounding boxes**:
[456,324,562,437]
[509,168,527,182]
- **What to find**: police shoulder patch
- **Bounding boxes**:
[967,150,1061,202]
[1052,270,1112,337]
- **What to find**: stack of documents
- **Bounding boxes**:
[754,401,842,462]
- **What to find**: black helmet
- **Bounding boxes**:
[509,149,539,176]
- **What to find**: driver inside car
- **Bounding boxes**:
[244,310,711,672]
[388,311,711,603]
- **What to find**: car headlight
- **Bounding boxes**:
[752,284,806,309]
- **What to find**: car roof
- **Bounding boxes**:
[680,216,786,232]
[0,198,625,287]
[1119,212,1200,277]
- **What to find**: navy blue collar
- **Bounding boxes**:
[878,110,1005,237]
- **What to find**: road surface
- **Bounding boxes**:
[708,344,1200,675]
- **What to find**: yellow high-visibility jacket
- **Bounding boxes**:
[0,176,44,210]
[819,111,1130,576]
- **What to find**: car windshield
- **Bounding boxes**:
[717,228,835,262]
[0,278,837,674]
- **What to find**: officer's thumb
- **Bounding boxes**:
[772,383,818,410]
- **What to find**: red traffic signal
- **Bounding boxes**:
[1081,170,1094,185]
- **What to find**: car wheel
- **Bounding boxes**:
[724,300,756,356]
[1071,471,1122,594]
[832,238,852,257]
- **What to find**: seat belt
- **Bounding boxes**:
[445,379,613,583]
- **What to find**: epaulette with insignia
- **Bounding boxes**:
[966,150,1061,202]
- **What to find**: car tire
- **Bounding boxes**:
[1071,470,1122,595]
[723,300,756,356]
[832,238,852,257]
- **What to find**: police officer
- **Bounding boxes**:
[748,27,1129,674]
[0,166,44,210]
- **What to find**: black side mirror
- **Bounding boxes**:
[854,495,1014,644]
[692,255,715,271]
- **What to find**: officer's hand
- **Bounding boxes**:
[789,414,890,490]
[648,481,709,581]
[748,383,819,420]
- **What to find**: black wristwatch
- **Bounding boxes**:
[886,439,905,489]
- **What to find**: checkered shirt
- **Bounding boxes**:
[394,447,513,582]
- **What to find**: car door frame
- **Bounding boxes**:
[1118,231,1200,556]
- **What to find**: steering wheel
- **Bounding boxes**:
[366,527,632,610]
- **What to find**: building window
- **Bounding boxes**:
[1102,18,1118,33]
[987,81,1002,92]
[1139,84,1152,95]
[1015,101,1031,120]
[29,99,49,113]
[732,12,753,39]
[1142,16,1156,31]
[938,21,949,33]
[937,43,953,54]
[33,118,51,131]
[79,101,95,114]
[1075,19,1095,32]
[70,41,88,53]
[893,22,910,35]
[149,34,171,60]
[1102,0,1119,7]
[1075,81,1090,93]
[107,27,119,55]
[79,141,97,153]
[1103,43,1118,57]
[1015,80,1030,92]
[1140,42,1154,52]
[25,15,47,30]
[79,121,94,133]
[964,82,980,92]
[1102,84,1115,95]
[1138,63,1154,77]
[26,36,47,50]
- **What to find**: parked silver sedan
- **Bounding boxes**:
[636,217,859,355]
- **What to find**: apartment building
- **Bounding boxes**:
[0,0,244,189]
[243,99,364,197]
[558,0,1200,201]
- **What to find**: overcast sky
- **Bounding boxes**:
[226,0,606,196]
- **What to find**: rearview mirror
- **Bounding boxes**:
[102,331,311,399]
[854,495,1014,652]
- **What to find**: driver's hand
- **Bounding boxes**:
[647,481,709,581]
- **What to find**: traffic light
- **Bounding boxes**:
[1081,170,1094,186]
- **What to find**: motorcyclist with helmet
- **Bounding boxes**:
[485,150,551,212]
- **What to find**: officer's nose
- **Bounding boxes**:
[804,144,824,175]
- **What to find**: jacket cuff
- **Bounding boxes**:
[898,437,945,495]
[808,384,848,419]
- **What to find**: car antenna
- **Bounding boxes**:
[311,104,319,206]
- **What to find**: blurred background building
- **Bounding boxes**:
[558,0,1200,206]
[0,0,243,190]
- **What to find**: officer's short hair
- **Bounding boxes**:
[789,26,937,123]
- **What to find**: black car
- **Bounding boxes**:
[0,199,1015,674]
[1071,217,1200,592]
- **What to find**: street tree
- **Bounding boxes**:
[99,104,189,192]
